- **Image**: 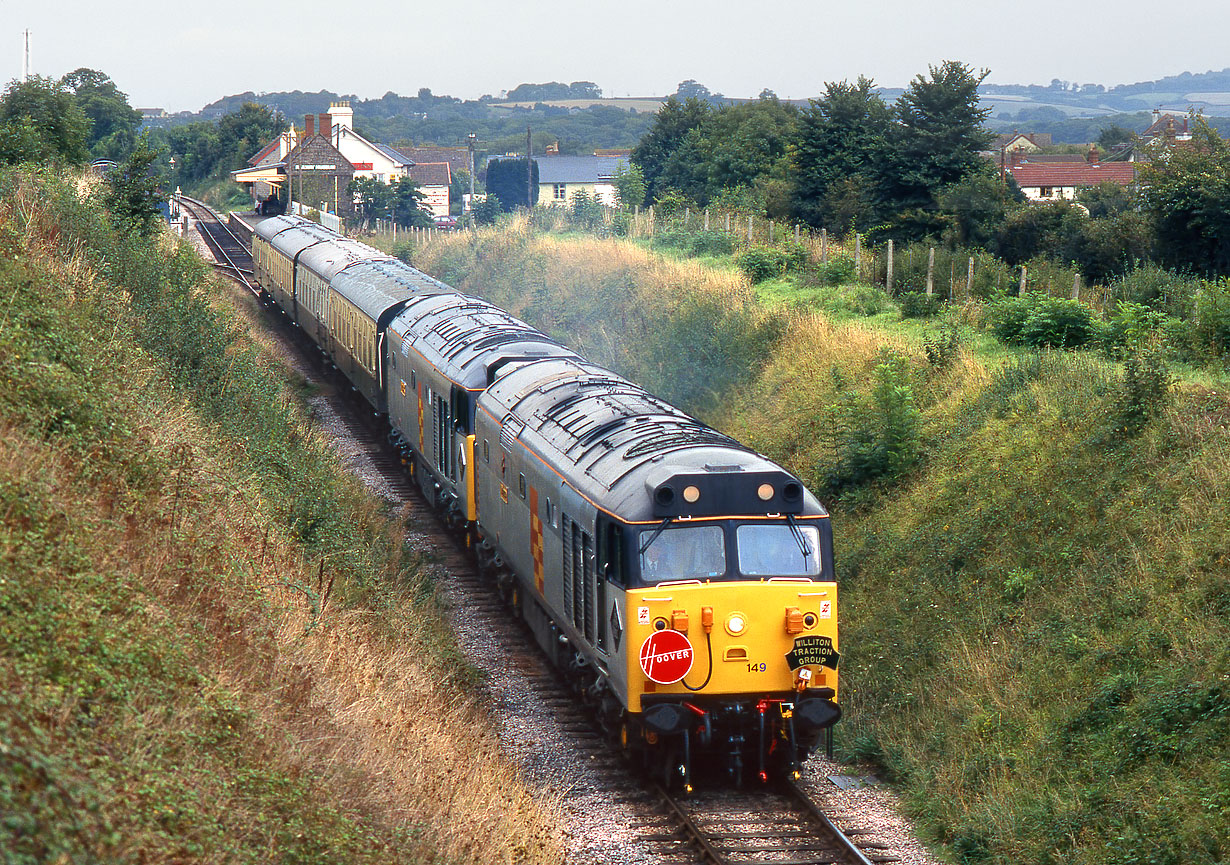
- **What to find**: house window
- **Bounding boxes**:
[553,183,567,201]
[1040,186,1053,198]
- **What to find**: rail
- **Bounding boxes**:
[172,193,258,296]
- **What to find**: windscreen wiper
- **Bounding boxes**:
[785,514,813,561]
[638,517,674,554]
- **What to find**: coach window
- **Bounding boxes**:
[410,370,416,388]
[518,473,527,499]
[483,440,489,463]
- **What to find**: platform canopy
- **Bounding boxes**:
[231,163,286,186]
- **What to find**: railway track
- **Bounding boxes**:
[179,204,905,865]
[173,194,257,293]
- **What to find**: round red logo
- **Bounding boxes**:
[639,630,694,684]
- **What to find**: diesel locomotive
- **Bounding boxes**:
[250,214,841,788]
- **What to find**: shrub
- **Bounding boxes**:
[1018,296,1096,348]
[689,230,734,256]
[826,350,922,489]
[391,240,415,265]
[900,290,944,319]
[923,322,961,368]
[816,255,856,286]
[737,244,788,283]
[987,295,1095,348]
[1192,278,1230,354]
[1107,266,1200,318]
[1095,302,1167,358]
[1109,346,1171,439]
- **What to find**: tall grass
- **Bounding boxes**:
[0,168,561,865]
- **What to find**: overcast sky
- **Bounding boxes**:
[6,0,1229,112]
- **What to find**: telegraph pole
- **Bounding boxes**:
[526,126,532,208]
[22,30,31,80]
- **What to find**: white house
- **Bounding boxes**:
[535,155,627,206]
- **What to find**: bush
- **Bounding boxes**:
[1110,346,1171,439]
[987,295,1095,348]
[1192,278,1230,355]
[1018,296,1096,348]
[923,322,961,368]
[816,255,856,286]
[689,230,734,256]
[737,244,788,283]
[1095,302,1167,359]
[900,290,944,319]
[826,350,922,489]
[1107,266,1200,318]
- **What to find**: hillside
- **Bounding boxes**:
[0,169,560,864]
[411,218,1230,865]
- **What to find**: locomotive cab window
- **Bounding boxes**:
[736,524,822,577]
[639,525,726,582]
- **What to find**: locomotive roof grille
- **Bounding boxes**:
[623,427,743,459]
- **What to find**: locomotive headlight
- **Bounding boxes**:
[757,483,775,501]
[725,612,747,636]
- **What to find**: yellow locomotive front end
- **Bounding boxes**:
[614,508,841,788]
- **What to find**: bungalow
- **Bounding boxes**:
[1008,161,1136,202]
[535,155,627,206]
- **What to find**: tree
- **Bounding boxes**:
[675,80,712,101]
[485,157,539,210]
[879,61,993,222]
[1138,118,1230,276]
[105,131,164,237]
[630,97,711,204]
[612,160,646,210]
[1097,123,1134,149]
[936,169,1020,248]
[0,117,45,165]
[60,68,141,159]
[993,201,1087,264]
[0,76,90,164]
[791,77,892,228]
[349,175,431,227]
[654,97,797,207]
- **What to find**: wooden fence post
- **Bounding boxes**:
[725,212,730,234]
[748,214,754,242]
[704,209,709,231]
[967,256,975,299]
[794,224,800,243]
[854,234,861,277]
[1019,266,1028,296]
[886,239,894,292]
[684,207,690,227]
[820,229,828,262]
[1072,272,1081,299]
[925,247,935,296]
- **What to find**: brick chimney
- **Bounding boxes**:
[304,114,315,138]
[1086,143,1099,163]
[319,113,332,142]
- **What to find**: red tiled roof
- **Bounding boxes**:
[1009,162,1136,188]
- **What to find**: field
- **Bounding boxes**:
[0,170,561,864]
[410,217,1230,865]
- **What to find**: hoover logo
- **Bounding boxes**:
[638,630,694,684]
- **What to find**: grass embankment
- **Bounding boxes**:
[0,170,560,864]
[414,219,1230,865]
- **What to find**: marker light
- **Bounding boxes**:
[725,612,747,636]
[757,483,775,501]
[683,485,701,503]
